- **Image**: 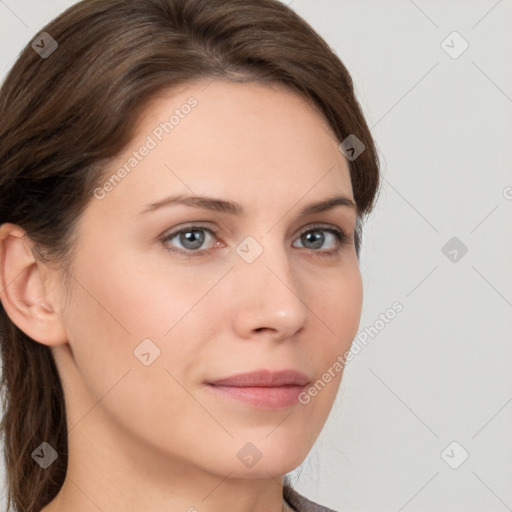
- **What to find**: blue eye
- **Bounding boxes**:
[293,227,349,257]
[160,223,351,259]
[161,225,218,257]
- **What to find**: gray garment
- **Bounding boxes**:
[283,484,338,512]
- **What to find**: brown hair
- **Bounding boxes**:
[0,0,381,510]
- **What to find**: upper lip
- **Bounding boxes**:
[207,369,310,387]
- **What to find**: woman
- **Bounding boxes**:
[0,0,381,511]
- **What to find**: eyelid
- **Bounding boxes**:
[161,220,351,238]
[160,222,219,240]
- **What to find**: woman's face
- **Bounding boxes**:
[52,79,363,480]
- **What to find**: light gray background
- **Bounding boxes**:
[1,1,511,511]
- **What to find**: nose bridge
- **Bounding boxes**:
[230,233,308,337]
[236,233,294,289]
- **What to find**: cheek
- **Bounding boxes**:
[314,263,363,344]
[61,246,215,394]
[338,268,363,339]
[69,243,202,337]
[312,267,362,375]
[60,258,206,445]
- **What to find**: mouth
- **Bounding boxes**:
[205,369,311,409]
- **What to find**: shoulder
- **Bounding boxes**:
[283,483,340,512]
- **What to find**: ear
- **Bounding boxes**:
[0,223,68,346]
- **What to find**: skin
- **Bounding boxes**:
[0,79,363,512]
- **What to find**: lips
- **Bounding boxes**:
[205,369,312,408]
[207,369,311,387]
[205,369,311,409]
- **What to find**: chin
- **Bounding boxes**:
[216,444,310,480]
[225,460,302,480]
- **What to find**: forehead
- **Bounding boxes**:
[92,79,353,217]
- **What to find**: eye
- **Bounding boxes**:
[160,224,219,257]
[292,224,351,258]
[160,223,351,258]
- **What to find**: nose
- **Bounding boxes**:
[229,237,309,342]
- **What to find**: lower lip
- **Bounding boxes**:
[206,384,308,409]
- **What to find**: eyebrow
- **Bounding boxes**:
[139,193,357,217]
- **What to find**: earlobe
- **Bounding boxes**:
[0,223,68,346]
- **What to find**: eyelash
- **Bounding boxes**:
[159,223,352,259]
